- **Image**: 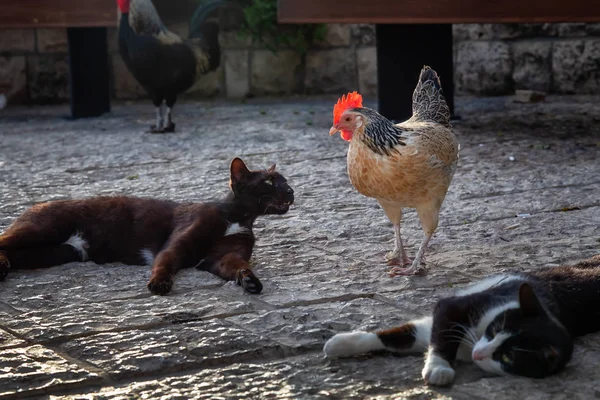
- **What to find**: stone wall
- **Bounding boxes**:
[0,22,599,105]
[454,23,600,95]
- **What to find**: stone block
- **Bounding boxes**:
[356,47,377,96]
[36,28,68,53]
[111,54,147,100]
[250,50,301,95]
[351,24,376,46]
[454,41,513,95]
[0,345,100,397]
[512,40,551,92]
[224,49,249,98]
[315,24,351,47]
[552,39,600,94]
[304,48,357,94]
[0,56,27,103]
[453,24,530,41]
[59,320,282,379]
[586,23,600,36]
[27,54,70,103]
[218,31,252,49]
[0,29,35,52]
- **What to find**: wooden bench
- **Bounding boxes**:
[0,0,117,118]
[278,0,600,121]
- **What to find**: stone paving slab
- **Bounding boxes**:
[0,95,599,398]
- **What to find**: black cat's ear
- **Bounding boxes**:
[230,157,251,182]
[267,164,276,173]
[518,283,544,316]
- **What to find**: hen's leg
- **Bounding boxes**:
[377,200,411,267]
[392,204,440,276]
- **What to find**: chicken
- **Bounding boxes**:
[116,0,230,133]
[329,66,459,276]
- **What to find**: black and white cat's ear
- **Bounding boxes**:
[230,157,251,182]
[267,164,276,173]
[518,283,545,316]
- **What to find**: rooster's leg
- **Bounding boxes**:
[163,107,176,133]
[150,105,165,133]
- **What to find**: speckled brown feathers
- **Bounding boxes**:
[333,66,459,275]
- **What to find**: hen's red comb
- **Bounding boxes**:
[333,92,363,124]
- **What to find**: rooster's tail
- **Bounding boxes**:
[411,66,451,127]
[189,0,238,72]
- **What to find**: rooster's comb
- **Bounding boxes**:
[333,91,363,124]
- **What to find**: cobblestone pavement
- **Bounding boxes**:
[0,95,599,399]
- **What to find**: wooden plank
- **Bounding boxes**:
[278,0,600,24]
[0,0,117,28]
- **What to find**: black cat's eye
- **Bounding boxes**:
[265,178,273,186]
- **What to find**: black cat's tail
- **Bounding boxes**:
[323,317,432,358]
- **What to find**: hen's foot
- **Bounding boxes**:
[388,264,427,277]
[163,122,176,133]
[148,125,166,134]
[385,251,412,266]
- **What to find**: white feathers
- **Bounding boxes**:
[63,232,89,261]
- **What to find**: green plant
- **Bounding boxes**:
[240,0,327,54]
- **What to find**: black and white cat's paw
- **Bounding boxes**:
[324,331,384,358]
[422,353,455,386]
[237,269,263,294]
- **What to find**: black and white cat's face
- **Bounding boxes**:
[471,283,573,378]
[229,157,294,215]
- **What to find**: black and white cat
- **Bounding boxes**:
[324,255,600,386]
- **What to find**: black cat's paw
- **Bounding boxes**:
[0,254,9,281]
[147,276,173,295]
[237,269,262,294]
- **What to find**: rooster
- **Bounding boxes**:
[329,66,459,276]
[116,0,230,133]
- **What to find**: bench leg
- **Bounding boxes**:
[67,27,111,119]
[375,24,454,122]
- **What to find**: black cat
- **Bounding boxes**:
[0,158,294,296]
[324,255,600,385]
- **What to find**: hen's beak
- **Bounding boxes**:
[329,125,339,136]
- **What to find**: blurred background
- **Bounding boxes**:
[0,0,598,106]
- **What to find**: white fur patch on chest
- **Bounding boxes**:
[63,232,89,261]
[140,248,155,266]
[225,223,250,236]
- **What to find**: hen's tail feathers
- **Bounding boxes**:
[412,66,451,127]
[323,317,432,358]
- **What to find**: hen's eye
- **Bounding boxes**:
[265,179,273,186]
[345,117,351,122]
